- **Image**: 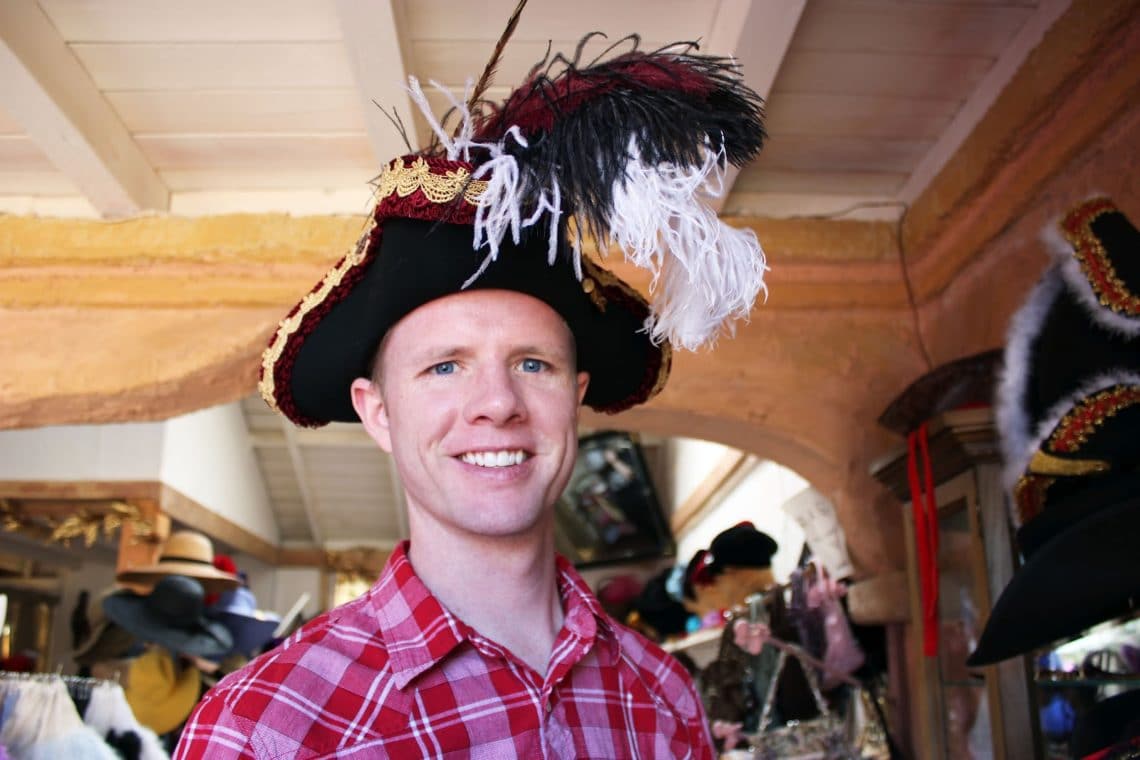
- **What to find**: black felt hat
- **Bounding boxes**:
[1071,689,1140,759]
[629,568,690,640]
[259,31,768,427]
[968,197,1140,666]
[103,574,234,659]
[707,522,778,572]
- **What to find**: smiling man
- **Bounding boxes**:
[176,35,767,760]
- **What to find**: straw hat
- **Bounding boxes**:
[124,647,200,736]
[116,530,240,594]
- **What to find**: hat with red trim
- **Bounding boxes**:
[968,197,1140,666]
[258,16,768,427]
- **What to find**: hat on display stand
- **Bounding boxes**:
[968,197,1140,667]
[103,574,233,660]
[116,530,240,594]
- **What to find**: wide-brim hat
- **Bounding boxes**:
[969,197,1140,666]
[1070,689,1140,759]
[116,530,240,594]
[259,35,769,428]
[124,647,200,736]
[103,574,233,659]
[210,587,280,658]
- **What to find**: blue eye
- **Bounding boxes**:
[520,358,546,373]
[430,361,456,375]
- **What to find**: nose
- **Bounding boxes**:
[463,363,526,425]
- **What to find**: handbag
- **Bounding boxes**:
[744,648,856,760]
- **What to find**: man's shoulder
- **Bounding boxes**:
[605,614,698,687]
[182,595,403,757]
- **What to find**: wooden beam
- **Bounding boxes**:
[0,212,902,311]
[334,0,419,162]
[281,423,324,546]
[0,0,168,215]
[903,0,1140,302]
[670,451,758,537]
[159,484,279,566]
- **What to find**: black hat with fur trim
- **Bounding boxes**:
[259,21,768,427]
[968,197,1140,666]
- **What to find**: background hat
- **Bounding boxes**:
[260,32,767,427]
[209,586,280,658]
[103,574,233,659]
[707,522,778,573]
[628,568,691,641]
[124,647,200,736]
[72,587,137,666]
[1070,689,1140,759]
[116,530,240,594]
[969,197,1140,666]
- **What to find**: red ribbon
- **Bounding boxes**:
[907,424,940,657]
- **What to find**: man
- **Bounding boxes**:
[177,33,767,759]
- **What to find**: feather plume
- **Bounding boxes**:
[406,35,768,349]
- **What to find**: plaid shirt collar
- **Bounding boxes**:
[370,541,619,689]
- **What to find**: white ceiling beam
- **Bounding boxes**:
[334,0,420,164]
[705,0,807,212]
[0,0,168,216]
[282,425,325,547]
[897,0,1072,204]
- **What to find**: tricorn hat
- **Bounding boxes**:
[116,530,241,595]
[259,27,768,427]
[968,197,1140,666]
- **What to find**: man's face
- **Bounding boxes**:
[352,290,589,542]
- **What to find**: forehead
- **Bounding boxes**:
[381,289,575,356]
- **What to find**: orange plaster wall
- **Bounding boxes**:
[918,96,1140,366]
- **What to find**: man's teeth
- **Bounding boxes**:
[460,450,528,468]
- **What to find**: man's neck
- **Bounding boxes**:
[406,526,564,676]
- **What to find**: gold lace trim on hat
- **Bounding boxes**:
[1062,196,1140,317]
[258,215,377,415]
[1046,385,1140,453]
[375,157,488,205]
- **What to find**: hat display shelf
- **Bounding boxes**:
[870,352,1038,760]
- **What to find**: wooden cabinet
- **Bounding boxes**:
[872,408,1040,760]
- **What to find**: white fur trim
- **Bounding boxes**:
[1041,207,1140,338]
[996,268,1063,491]
[608,137,768,350]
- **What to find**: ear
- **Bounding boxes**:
[576,371,590,406]
[350,377,392,453]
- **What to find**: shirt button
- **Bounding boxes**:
[546,700,554,714]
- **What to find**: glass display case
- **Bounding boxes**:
[872,408,1038,760]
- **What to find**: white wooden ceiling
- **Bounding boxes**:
[1,0,1064,551]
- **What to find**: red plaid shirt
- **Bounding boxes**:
[176,543,713,759]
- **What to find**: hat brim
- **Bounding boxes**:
[967,494,1140,666]
[213,611,280,657]
[103,593,233,659]
[116,561,240,594]
[72,620,137,665]
[275,216,669,426]
[126,654,201,736]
